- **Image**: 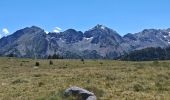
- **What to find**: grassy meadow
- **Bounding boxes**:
[0,57,170,100]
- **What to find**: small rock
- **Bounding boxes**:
[33,66,39,69]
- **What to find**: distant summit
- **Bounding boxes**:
[93,24,107,30]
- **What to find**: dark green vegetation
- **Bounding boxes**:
[0,57,170,100]
[121,47,170,61]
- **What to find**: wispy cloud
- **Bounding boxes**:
[2,28,9,34]
[0,34,2,39]
[0,28,10,38]
[53,27,62,33]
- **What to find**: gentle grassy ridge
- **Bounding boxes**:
[0,57,169,100]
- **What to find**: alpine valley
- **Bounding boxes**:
[0,24,170,59]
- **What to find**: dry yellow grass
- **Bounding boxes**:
[0,57,169,100]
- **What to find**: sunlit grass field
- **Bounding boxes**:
[0,57,169,100]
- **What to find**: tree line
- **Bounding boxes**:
[121,47,170,61]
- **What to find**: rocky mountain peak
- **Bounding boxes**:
[85,24,119,37]
[93,24,107,30]
[60,29,83,43]
[15,26,45,36]
[30,26,43,30]
[141,29,158,33]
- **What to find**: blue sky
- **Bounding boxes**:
[0,0,170,37]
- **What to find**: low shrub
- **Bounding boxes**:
[35,62,40,66]
[49,60,53,65]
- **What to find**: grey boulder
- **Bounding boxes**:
[64,86,97,100]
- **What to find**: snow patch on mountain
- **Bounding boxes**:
[168,32,170,36]
[84,37,93,41]
[101,26,106,30]
[163,35,167,38]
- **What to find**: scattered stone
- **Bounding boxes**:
[33,66,39,69]
[64,86,97,100]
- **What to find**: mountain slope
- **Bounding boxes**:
[0,25,170,59]
[123,29,170,51]
[0,26,48,58]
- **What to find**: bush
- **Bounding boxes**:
[49,60,53,65]
[133,83,144,92]
[81,58,85,64]
[99,62,103,66]
[35,62,40,66]
[38,82,45,87]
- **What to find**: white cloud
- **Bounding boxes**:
[55,27,62,31]
[53,27,62,33]
[53,29,60,33]
[0,34,2,38]
[45,31,49,34]
[0,28,10,38]
[2,28,9,34]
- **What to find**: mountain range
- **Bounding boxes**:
[0,24,170,59]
